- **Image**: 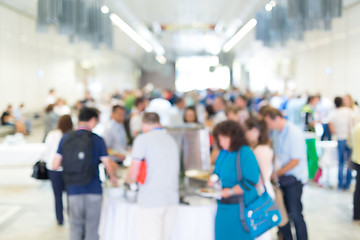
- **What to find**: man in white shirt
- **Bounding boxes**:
[329,97,354,190]
[126,112,179,240]
[167,96,185,127]
[130,97,147,138]
[45,89,56,106]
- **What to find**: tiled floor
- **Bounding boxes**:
[1,128,360,239]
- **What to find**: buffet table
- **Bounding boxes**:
[99,193,217,240]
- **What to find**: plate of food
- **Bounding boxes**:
[195,187,221,199]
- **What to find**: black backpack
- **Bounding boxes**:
[61,130,95,185]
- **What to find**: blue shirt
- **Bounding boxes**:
[102,119,127,161]
[57,130,108,195]
[214,146,260,205]
[271,121,308,183]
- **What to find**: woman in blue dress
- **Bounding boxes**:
[212,120,260,240]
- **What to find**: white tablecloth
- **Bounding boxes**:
[0,143,45,166]
[99,196,217,240]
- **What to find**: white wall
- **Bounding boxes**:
[0,5,139,113]
[234,3,360,101]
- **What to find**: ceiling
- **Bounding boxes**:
[1,0,359,68]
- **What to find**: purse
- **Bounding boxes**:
[236,150,282,238]
[31,160,49,180]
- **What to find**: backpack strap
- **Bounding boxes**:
[236,149,250,232]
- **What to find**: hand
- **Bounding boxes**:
[115,153,126,161]
[207,179,214,187]
[110,177,119,187]
[221,188,232,199]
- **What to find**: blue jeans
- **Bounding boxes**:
[49,170,65,224]
[279,180,308,240]
[337,140,352,189]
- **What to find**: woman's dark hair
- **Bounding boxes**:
[213,120,248,152]
[245,117,271,146]
[57,115,73,133]
[184,106,198,123]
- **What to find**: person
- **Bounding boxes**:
[130,97,147,138]
[328,97,354,190]
[102,105,128,163]
[1,105,15,127]
[13,103,32,134]
[167,96,185,127]
[225,105,239,122]
[235,95,250,125]
[301,95,320,132]
[350,121,360,222]
[212,97,227,126]
[263,107,308,240]
[53,107,118,240]
[285,95,306,130]
[343,94,360,122]
[184,106,199,123]
[125,112,179,240]
[45,89,56,106]
[54,99,71,116]
[244,117,275,240]
[43,115,73,225]
[43,104,59,141]
[212,120,260,240]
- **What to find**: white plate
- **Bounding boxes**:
[195,188,221,199]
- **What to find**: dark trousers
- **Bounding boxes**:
[337,140,352,189]
[279,181,308,240]
[355,170,360,220]
[49,170,65,224]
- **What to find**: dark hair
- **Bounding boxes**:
[237,95,248,102]
[173,96,184,105]
[263,107,283,120]
[334,97,343,108]
[184,106,198,123]
[57,115,73,133]
[79,107,99,122]
[45,104,55,113]
[245,117,271,146]
[112,105,125,113]
[135,97,145,107]
[143,112,160,124]
[213,120,248,152]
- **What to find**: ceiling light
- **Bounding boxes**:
[110,13,153,53]
[265,4,273,12]
[222,18,257,53]
[270,1,276,7]
[101,5,109,14]
[156,55,167,64]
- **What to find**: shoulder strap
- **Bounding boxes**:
[236,148,268,192]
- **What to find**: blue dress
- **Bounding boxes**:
[214,146,260,240]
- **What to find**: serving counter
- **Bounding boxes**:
[99,192,217,240]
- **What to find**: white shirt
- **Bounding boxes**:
[43,129,63,171]
[253,145,275,199]
[132,129,179,207]
[213,111,226,127]
[167,106,184,127]
[45,95,56,106]
[130,110,143,138]
[329,107,354,140]
[54,105,71,116]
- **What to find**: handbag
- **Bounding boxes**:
[236,150,282,238]
[31,160,49,180]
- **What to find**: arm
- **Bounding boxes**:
[328,122,336,135]
[101,156,118,186]
[125,159,142,184]
[53,154,62,170]
[276,159,299,177]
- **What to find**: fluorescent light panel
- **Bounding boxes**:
[222,18,257,53]
[110,13,153,53]
[156,55,167,64]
